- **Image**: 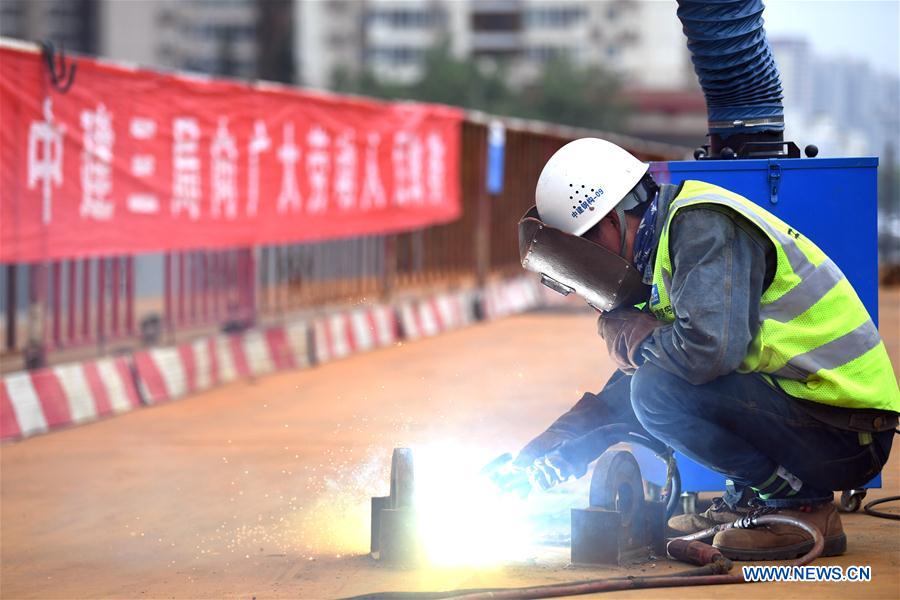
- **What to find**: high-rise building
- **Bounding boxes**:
[516,0,693,90]
[295,0,695,91]
[101,0,264,79]
[1,0,294,83]
[361,0,457,85]
[257,0,295,83]
[0,0,99,54]
[772,37,900,161]
[294,0,366,88]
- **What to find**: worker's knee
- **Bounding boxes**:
[629,362,687,431]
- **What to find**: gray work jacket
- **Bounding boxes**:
[639,183,774,385]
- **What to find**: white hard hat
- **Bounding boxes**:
[535,138,649,236]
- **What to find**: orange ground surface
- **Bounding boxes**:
[2,291,899,599]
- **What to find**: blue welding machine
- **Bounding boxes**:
[632,156,882,503]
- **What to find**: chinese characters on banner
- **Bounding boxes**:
[0,44,463,262]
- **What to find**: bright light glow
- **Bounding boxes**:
[290,440,590,568]
[411,441,585,567]
[413,442,532,565]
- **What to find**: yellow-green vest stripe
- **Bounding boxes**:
[649,180,900,412]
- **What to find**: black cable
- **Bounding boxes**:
[340,564,722,600]
[40,41,77,93]
[863,495,900,520]
[622,431,681,519]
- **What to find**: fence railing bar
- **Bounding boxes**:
[126,256,135,336]
[5,265,16,351]
[111,256,120,337]
[97,258,106,345]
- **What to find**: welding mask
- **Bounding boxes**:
[518,206,649,312]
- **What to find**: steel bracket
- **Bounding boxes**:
[370,448,421,566]
[571,450,666,566]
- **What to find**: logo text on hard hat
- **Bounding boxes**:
[570,187,604,219]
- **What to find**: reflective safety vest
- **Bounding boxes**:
[649,180,900,412]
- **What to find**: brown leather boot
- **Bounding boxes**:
[667,497,749,538]
[712,502,846,561]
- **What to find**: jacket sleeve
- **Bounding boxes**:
[640,207,771,385]
[544,370,643,437]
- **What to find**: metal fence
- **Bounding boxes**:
[1,116,686,372]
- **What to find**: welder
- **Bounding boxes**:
[512,137,900,561]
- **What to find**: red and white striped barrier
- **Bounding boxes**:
[134,325,311,403]
[1,281,554,443]
[133,337,219,404]
[216,324,311,382]
[1,356,141,440]
[398,290,477,341]
[313,304,398,364]
[481,276,543,320]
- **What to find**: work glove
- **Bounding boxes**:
[479,428,572,496]
[512,428,571,468]
[597,307,661,374]
[485,445,587,495]
[526,448,587,491]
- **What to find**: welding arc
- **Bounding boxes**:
[341,515,824,600]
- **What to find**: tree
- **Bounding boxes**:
[523,56,630,131]
[332,42,629,131]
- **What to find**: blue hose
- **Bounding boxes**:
[676,0,784,139]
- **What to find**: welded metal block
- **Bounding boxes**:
[571,450,666,566]
[370,495,390,555]
[377,508,421,566]
[571,507,621,565]
[370,448,422,566]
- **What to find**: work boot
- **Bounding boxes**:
[712,501,846,561]
[667,497,749,538]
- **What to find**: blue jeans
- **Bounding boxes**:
[593,364,894,507]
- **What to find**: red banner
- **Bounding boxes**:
[0,43,463,263]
